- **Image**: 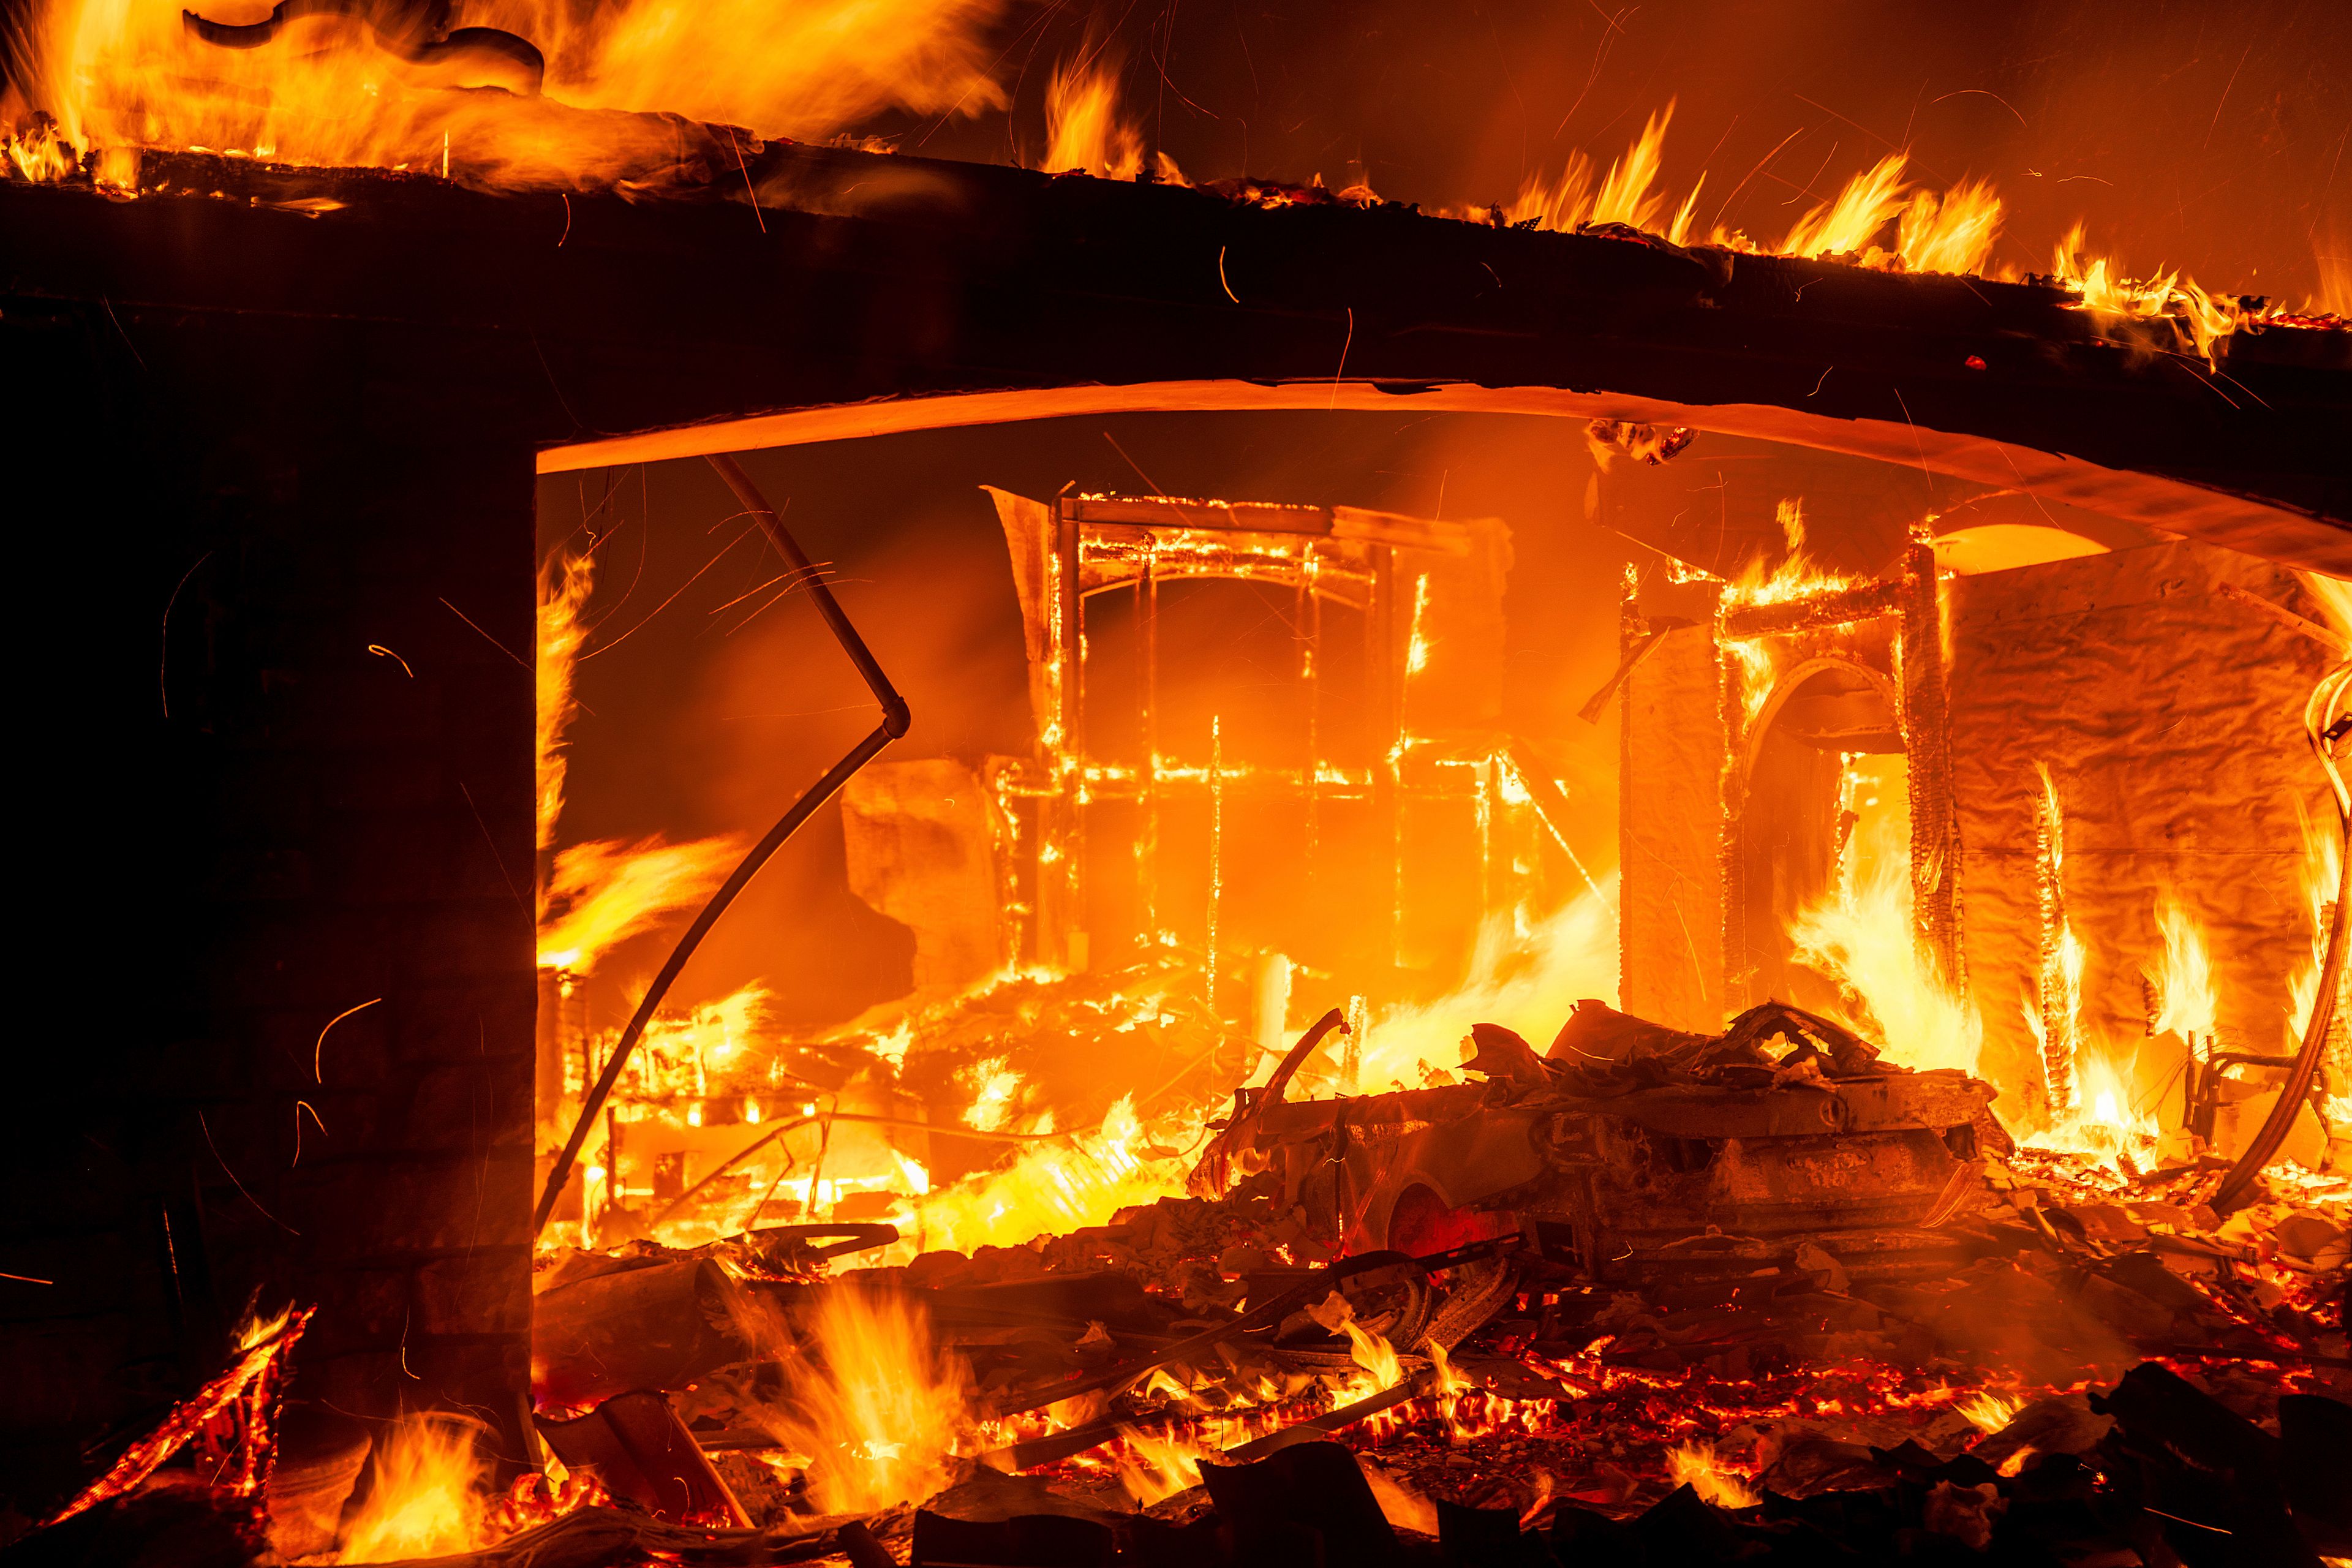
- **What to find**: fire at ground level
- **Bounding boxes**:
[14,459,2352,1568]
[18,967,2348,1567]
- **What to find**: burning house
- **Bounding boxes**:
[4,3,2350,1566]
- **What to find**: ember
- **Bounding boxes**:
[5,6,2348,1568]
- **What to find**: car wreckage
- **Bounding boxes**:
[1193,999,2002,1285]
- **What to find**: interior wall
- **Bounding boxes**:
[1949,540,2334,1126]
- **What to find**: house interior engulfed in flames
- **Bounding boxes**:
[4,3,2350,1565]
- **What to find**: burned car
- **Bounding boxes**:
[1196,1000,2000,1285]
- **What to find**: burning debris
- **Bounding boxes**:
[7,4,2352,1566]
[17,986,2346,1563]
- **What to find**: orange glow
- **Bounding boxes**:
[336,1417,486,1564]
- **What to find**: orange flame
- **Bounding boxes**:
[1044,54,1139,179]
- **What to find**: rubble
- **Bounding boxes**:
[17,997,2347,1566]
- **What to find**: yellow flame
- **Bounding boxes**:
[537,833,741,972]
[1665,1440,1760,1509]
[1340,1318,1404,1393]
[1896,179,2002,276]
[1502,104,1692,242]
[1043,53,1140,179]
[900,1095,1188,1255]
[2147,899,2217,1042]
[2289,799,2346,1050]
[2051,224,2240,364]
[756,1288,967,1515]
[1788,775,1983,1077]
[1782,152,1910,259]
[1346,879,1617,1095]
[1957,1389,2024,1434]
[1723,499,1864,609]
[1113,1425,1213,1505]
[336,1417,486,1564]
[960,1055,1023,1133]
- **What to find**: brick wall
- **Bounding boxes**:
[4,300,537,1517]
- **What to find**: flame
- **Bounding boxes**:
[2051,224,2240,365]
[1957,1389,2024,1434]
[1346,879,1617,1095]
[1897,179,2002,276]
[1502,104,1695,243]
[1340,1318,1404,1393]
[1782,152,1911,260]
[959,1055,1023,1133]
[899,1095,1189,1254]
[2146,899,2217,1042]
[537,551,594,853]
[336,1417,487,1564]
[537,832,741,972]
[2289,799,2346,1050]
[1788,763,1983,1076]
[1723,499,1864,610]
[18,0,1009,192]
[1044,54,1140,180]
[754,1287,967,1514]
[1112,1425,1213,1505]
[1665,1440,1760,1509]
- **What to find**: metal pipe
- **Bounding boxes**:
[530,454,909,1240]
[2212,660,2352,1214]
